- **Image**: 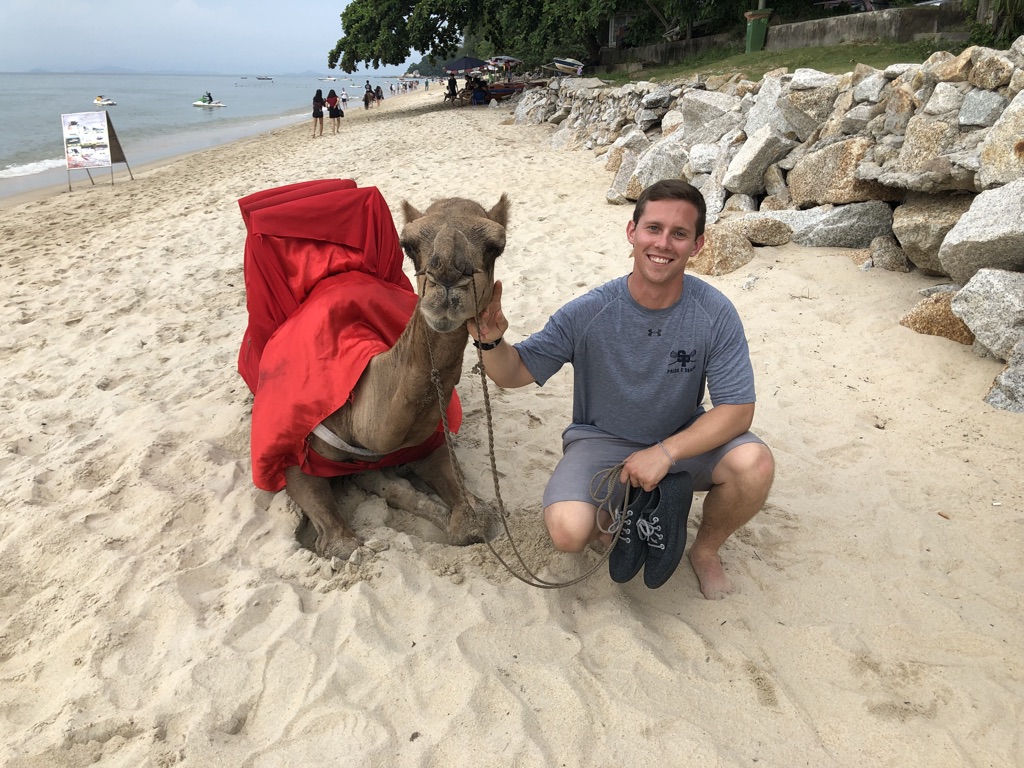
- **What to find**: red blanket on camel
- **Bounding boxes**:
[237,180,461,492]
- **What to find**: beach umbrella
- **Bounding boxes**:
[442,56,487,73]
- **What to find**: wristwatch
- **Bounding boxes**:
[472,337,503,350]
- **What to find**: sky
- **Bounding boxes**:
[0,0,413,75]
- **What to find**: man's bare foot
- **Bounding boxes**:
[689,547,735,600]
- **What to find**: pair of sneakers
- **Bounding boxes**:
[609,471,694,589]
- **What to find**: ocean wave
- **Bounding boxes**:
[0,158,66,179]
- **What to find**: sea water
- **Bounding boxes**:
[0,72,408,199]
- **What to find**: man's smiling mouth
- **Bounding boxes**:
[648,254,671,264]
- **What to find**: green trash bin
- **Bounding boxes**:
[744,10,771,53]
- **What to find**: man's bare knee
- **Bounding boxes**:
[544,501,597,552]
[713,442,775,490]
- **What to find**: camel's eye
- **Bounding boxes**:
[400,239,418,259]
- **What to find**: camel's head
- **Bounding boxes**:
[400,194,509,333]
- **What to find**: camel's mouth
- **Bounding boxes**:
[423,313,464,334]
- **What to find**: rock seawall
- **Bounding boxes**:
[511,38,1024,412]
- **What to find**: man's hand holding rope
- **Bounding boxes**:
[620,443,674,492]
[467,279,508,345]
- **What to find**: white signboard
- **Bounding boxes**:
[61,111,112,169]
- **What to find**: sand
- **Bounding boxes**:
[1,88,1022,767]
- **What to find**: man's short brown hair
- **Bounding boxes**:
[632,180,707,238]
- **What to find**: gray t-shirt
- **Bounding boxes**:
[515,274,755,444]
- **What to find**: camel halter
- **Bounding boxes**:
[423,275,635,589]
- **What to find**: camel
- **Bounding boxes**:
[283,194,509,560]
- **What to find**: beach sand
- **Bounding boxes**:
[1,89,1022,767]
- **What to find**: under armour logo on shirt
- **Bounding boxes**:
[647,329,662,336]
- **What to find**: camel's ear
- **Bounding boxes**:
[402,200,423,223]
[488,194,509,230]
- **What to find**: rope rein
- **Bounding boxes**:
[423,276,634,589]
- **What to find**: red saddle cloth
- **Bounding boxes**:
[237,180,461,492]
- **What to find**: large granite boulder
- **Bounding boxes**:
[743,75,788,137]
[879,114,974,192]
[870,234,912,272]
[959,89,1008,128]
[721,217,793,246]
[791,201,894,248]
[776,84,840,142]
[604,128,651,173]
[968,47,1015,90]
[788,137,903,206]
[689,225,756,275]
[938,179,1024,285]
[900,292,975,344]
[951,268,1024,361]
[722,125,797,195]
[891,192,974,275]
[675,90,742,139]
[606,151,640,204]
[515,89,557,125]
[624,142,689,200]
[986,340,1024,412]
[977,90,1024,189]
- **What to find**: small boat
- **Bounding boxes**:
[193,100,226,108]
[485,82,530,101]
[256,75,273,81]
[93,96,116,106]
[318,76,338,81]
[552,57,584,75]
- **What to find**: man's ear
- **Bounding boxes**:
[693,233,705,255]
[626,219,636,245]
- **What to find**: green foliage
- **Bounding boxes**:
[598,40,973,85]
[963,0,1023,47]
[328,0,484,72]
[990,0,1024,46]
[328,0,666,72]
[623,10,662,46]
[327,0,982,74]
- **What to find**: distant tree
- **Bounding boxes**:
[989,0,1023,46]
[328,0,481,72]
[328,0,631,72]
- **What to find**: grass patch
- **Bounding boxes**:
[600,40,969,85]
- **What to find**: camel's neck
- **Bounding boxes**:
[333,303,471,456]
[381,306,470,394]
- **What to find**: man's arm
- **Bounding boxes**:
[621,403,755,491]
[467,280,536,389]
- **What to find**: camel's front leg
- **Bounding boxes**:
[408,448,494,545]
[284,466,363,560]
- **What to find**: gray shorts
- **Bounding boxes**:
[542,430,766,510]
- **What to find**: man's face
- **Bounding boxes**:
[625,198,704,289]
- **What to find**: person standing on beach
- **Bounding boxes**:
[468,180,775,598]
[325,89,342,134]
[311,89,325,137]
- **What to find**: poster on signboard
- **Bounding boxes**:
[61,111,112,169]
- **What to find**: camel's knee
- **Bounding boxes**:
[544,501,596,552]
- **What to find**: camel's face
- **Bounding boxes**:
[400,195,509,333]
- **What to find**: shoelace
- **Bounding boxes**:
[637,514,665,550]
[614,506,636,543]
